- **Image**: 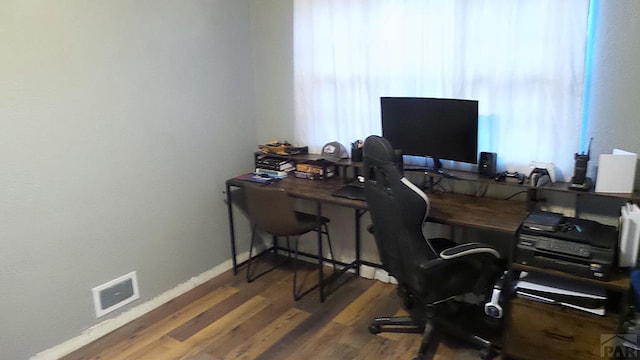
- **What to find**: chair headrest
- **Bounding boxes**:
[363,135,396,166]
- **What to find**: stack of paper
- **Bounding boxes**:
[516,272,607,316]
[619,203,640,268]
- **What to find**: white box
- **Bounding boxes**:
[619,203,640,267]
[595,149,638,193]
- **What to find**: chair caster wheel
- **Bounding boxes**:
[403,294,414,309]
[480,347,498,360]
[368,324,381,334]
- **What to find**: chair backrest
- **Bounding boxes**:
[363,135,439,290]
[244,184,301,236]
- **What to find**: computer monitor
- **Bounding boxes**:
[381,96,479,173]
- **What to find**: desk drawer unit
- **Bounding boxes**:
[505,298,617,360]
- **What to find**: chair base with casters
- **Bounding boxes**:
[368,295,502,360]
[366,249,507,360]
[243,183,337,302]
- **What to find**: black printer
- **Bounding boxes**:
[515,211,618,280]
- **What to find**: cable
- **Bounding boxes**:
[504,190,527,200]
[475,182,489,198]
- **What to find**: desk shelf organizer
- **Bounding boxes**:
[254,151,355,181]
[254,151,361,182]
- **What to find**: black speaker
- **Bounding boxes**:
[478,152,497,177]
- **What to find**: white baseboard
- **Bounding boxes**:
[30,252,250,360]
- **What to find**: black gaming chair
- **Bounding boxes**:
[363,135,505,360]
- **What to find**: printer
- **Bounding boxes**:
[515,211,618,280]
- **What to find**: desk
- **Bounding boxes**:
[225,175,529,279]
[226,176,368,302]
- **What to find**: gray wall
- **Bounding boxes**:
[250,0,296,144]
[1,1,257,359]
[587,1,640,178]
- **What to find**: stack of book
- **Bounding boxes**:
[255,157,295,179]
[294,162,335,180]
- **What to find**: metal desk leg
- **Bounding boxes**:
[317,201,325,302]
[355,209,362,277]
[226,183,238,275]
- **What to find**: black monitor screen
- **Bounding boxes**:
[381,97,478,166]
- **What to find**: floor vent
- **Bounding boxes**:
[91,271,140,317]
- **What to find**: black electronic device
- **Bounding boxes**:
[494,171,525,184]
[569,137,593,191]
[515,217,617,280]
[522,211,564,232]
[478,152,497,177]
[381,97,478,176]
[331,183,367,201]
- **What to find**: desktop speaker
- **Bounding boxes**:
[479,152,497,177]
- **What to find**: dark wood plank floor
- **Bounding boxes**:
[61,258,493,360]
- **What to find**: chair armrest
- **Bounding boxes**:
[439,242,500,260]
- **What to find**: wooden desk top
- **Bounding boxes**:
[427,192,528,234]
[227,175,528,233]
[228,176,368,210]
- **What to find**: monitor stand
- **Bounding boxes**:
[402,156,458,179]
[430,157,458,179]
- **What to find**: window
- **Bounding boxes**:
[294,0,591,179]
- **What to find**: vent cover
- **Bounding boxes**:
[92,271,140,317]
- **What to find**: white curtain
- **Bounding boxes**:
[294,0,591,179]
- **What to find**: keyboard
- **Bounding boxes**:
[331,184,367,201]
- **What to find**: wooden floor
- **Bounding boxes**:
[62,258,492,360]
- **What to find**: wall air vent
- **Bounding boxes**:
[91,271,140,318]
